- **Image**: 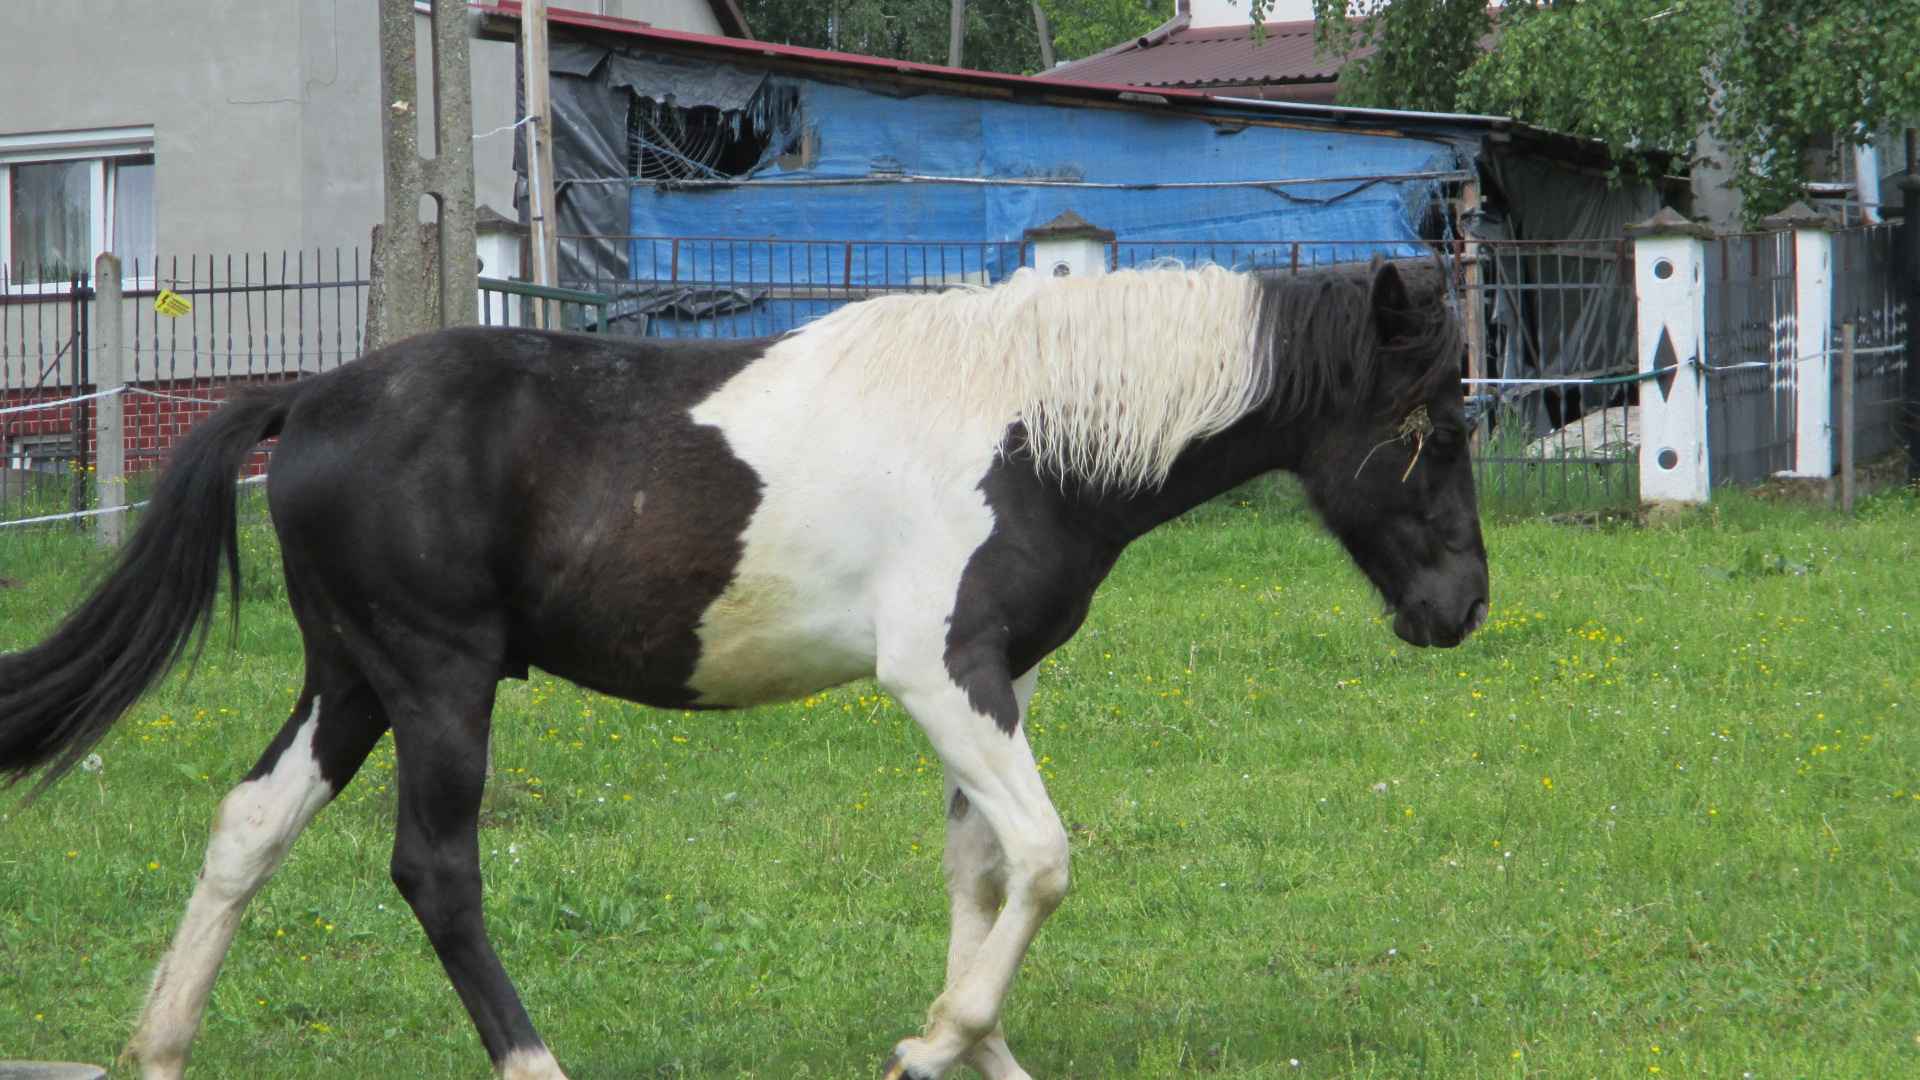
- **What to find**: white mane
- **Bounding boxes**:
[790,265,1271,492]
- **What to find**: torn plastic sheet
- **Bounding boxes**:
[606,52,767,112]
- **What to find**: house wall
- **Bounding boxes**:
[0,1,723,260]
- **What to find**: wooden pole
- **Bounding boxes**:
[1840,321,1856,514]
[1032,3,1054,70]
[92,254,125,548]
[948,0,967,68]
[1457,180,1487,446]
[522,0,558,327]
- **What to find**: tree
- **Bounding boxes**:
[1303,0,1489,114]
[738,0,1058,74]
[1304,0,1920,222]
[1035,0,1165,63]
[737,0,1171,74]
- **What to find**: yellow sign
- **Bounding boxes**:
[154,289,192,318]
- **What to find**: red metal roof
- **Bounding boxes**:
[1038,18,1368,96]
[472,2,1227,109]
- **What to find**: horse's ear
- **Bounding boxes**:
[1368,259,1418,345]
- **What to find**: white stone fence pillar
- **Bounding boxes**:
[1628,208,1714,505]
[1760,202,1836,478]
[1024,211,1112,279]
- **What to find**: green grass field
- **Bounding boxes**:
[2,482,1917,1078]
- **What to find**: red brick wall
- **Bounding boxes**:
[1,374,302,477]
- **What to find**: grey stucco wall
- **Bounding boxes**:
[2,1,724,260]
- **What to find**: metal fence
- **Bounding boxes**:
[478,275,612,334]
[1,270,93,517]
[2,250,366,523]
[5,227,1905,530]
[1458,239,1639,510]
[1831,224,1909,464]
[1704,232,1799,485]
[557,235,1028,338]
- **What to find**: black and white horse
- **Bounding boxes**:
[0,260,1486,1080]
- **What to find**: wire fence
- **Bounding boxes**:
[2,251,365,523]
[1832,225,1910,464]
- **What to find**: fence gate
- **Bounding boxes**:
[1,271,95,524]
[1704,232,1799,485]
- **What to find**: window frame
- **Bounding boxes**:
[0,126,157,294]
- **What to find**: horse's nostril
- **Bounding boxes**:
[1463,599,1489,637]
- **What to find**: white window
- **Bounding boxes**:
[0,126,155,289]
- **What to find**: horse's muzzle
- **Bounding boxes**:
[1392,594,1488,649]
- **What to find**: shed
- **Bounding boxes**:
[474,3,1683,342]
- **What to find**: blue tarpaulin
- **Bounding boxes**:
[614,76,1462,335]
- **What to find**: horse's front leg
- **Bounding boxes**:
[880,654,1066,1080]
[940,669,1040,1080]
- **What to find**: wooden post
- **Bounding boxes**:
[1457,180,1487,446]
[1901,127,1919,483]
[1839,321,1856,514]
[522,0,559,327]
[92,253,125,548]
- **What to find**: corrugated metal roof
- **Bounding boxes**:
[469,0,1652,174]
[1038,18,1368,93]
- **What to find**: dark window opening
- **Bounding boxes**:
[627,100,760,180]
[626,86,801,181]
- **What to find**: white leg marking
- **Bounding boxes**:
[126,698,336,1078]
[949,672,1040,1080]
[882,659,1067,1078]
[498,1046,571,1080]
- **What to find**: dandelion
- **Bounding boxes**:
[147,860,160,871]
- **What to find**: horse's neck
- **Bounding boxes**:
[1070,411,1306,545]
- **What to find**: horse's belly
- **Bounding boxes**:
[686,573,876,706]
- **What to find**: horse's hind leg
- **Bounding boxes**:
[380,656,568,1080]
[124,676,388,1080]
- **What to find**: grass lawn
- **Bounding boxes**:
[2,481,1916,1078]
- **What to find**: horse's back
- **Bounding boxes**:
[262,327,1002,710]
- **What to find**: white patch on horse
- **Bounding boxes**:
[631,490,646,518]
[803,264,1271,492]
[687,329,1003,706]
[498,1046,570,1080]
[126,699,334,1078]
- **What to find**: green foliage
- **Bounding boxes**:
[1038,0,1165,63]
[739,0,1055,74]
[1715,0,1920,220]
[1306,0,1491,113]
[1309,0,1920,223]
[1457,0,1720,174]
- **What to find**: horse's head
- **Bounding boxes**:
[1292,261,1488,648]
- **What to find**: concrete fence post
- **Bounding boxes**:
[1025,210,1113,279]
[1762,202,1836,477]
[92,252,127,548]
[1627,208,1715,505]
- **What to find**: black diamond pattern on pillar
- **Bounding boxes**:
[1654,327,1679,402]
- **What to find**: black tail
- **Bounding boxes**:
[0,384,299,796]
